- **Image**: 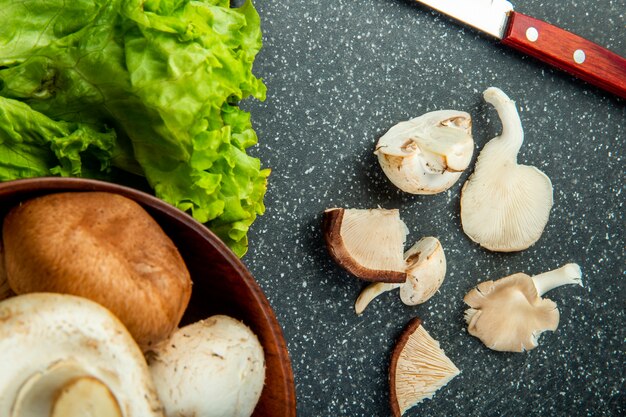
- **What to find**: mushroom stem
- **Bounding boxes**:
[483,87,523,156]
[531,263,583,297]
[354,282,401,315]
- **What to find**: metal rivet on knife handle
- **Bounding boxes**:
[573,50,586,64]
[525,27,539,42]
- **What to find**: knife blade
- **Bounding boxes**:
[414,0,626,99]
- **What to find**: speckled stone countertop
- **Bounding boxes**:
[241,1,625,415]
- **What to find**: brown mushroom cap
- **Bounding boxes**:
[323,208,407,283]
[389,318,460,416]
[463,273,559,352]
[0,242,12,302]
[2,192,192,350]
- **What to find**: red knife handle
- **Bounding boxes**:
[501,11,626,99]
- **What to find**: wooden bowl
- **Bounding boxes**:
[0,177,296,417]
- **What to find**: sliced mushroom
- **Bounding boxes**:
[0,293,163,416]
[2,191,192,350]
[464,263,583,352]
[376,110,474,194]
[389,318,460,416]
[460,87,553,252]
[147,315,265,417]
[323,208,408,283]
[355,237,446,314]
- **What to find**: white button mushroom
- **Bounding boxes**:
[375,110,474,194]
[460,87,553,252]
[147,315,266,417]
[0,293,164,417]
[463,263,583,352]
[355,237,446,314]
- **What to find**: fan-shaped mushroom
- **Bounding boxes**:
[323,208,408,282]
[355,237,446,314]
[376,110,474,194]
[389,318,460,416]
[148,315,265,417]
[460,87,553,252]
[0,293,163,417]
[464,263,583,352]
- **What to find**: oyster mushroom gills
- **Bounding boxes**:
[355,236,446,315]
[323,208,408,283]
[2,191,192,350]
[389,318,460,417]
[376,110,474,194]
[464,263,583,352]
[148,315,266,417]
[0,293,163,417]
[460,87,553,252]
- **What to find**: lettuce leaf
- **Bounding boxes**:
[0,0,268,256]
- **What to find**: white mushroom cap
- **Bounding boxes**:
[389,318,460,416]
[460,87,553,252]
[464,263,583,352]
[324,208,408,283]
[354,237,446,315]
[400,237,447,305]
[148,315,265,417]
[376,110,474,194]
[0,293,163,416]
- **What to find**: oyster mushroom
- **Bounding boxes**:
[464,263,583,352]
[389,318,460,416]
[323,208,408,283]
[2,191,192,350]
[148,315,265,417]
[460,87,553,252]
[355,237,446,314]
[375,110,474,194]
[0,293,163,417]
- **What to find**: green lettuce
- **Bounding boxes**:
[0,0,268,256]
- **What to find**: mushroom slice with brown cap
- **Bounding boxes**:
[148,315,265,417]
[376,110,474,194]
[355,237,446,314]
[0,293,163,417]
[460,87,553,252]
[389,318,460,416]
[323,208,408,283]
[464,263,583,352]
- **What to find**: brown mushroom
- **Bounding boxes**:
[2,192,192,350]
[323,208,408,283]
[0,242,12,302]
[464,263,583,352]
[389,318,460,416]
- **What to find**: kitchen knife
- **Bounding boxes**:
[413,0,626,99]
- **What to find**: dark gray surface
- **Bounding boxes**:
[242,1,626,415]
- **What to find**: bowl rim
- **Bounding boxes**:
[0,177,296,417]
